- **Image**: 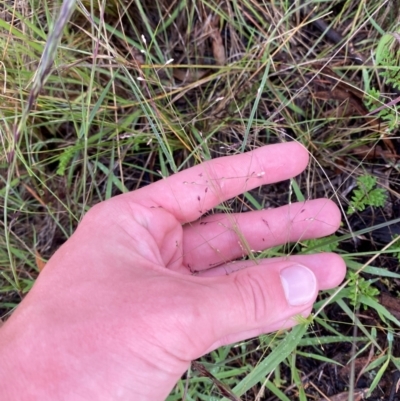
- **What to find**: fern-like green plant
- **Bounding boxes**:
[366,31,400,131]
[300,235,339,253]
[376,32,400,90]
[365,87,400,132]
[56,145,77,176]
[347,175,387,215]
[347,271,380,310]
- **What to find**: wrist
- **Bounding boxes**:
[0,293,181,401]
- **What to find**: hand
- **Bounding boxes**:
[0,142,345,401]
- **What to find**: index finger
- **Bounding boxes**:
[124,142,309,223]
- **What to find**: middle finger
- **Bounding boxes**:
[181,198,340,272]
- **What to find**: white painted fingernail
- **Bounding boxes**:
[280,265,317,306]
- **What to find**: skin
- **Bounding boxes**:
[0,142,346,400]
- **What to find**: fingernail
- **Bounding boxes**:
[280,265,317,306]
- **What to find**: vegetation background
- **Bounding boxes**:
[2,0,400,399]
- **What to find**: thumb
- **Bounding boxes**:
[200,261,318,352]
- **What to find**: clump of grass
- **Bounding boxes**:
[2,0,400,399]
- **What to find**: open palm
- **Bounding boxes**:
[0,142,346,401]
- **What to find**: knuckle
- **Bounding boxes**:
[233,272,270,323]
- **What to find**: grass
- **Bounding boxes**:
[2,0,400,399]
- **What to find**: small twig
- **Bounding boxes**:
[191,361,242,401]
[348,307,359,401]
[266,363,329,401]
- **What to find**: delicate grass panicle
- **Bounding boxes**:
[2,0,400,399]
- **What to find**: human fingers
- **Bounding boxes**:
[197,253,346,291]
[182,198,340,271]
[191,253,345,356]
[121,142,309,223]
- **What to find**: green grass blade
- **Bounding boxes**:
[228,323,309,397]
